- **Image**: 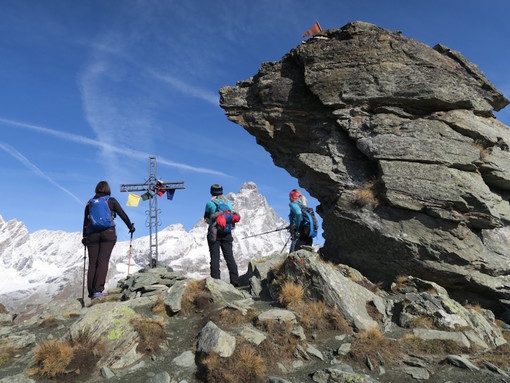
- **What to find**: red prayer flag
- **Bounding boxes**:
[302,20,322,38]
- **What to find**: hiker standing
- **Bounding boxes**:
[288,189,313,252]
[204,184,240,287]
[82,181,135,299]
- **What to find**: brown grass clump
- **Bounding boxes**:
[131,317,166,354]
[390,275,409,292]
[399,334,468,356]
[406,316,436,329]
[0,304,8,314]
[202,341,266,383]
[354,180,379,207]
[0,346,18,367]
[278,282,304,308]
[216,308,258,326]
[349,327,400,367]
[152,295,168,317]
[289,300,352,333]
[28,328,107,379]
[28,340,73,378]
[39,316,58,329]
[474,139,490,161]
[181,279,212,316]
[474,343,510,369]
[464,303,483,313]
[256,319,301,363]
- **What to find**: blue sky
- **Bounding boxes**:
[1,1,509,242]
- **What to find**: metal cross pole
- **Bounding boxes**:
[120,156,185,268]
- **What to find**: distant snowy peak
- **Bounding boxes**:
[0,181,291,313]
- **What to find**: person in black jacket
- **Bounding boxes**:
[82,181,135,299]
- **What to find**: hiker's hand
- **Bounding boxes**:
[81,237,87,246]
[290,224,296,232]
[129,224,135,234]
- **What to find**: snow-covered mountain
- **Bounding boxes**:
[0,182,290,313]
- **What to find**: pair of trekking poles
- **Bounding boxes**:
[242,226,294,253]
[80,231,134,305]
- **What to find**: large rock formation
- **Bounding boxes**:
[219,21,510,314]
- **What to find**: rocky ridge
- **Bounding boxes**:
[219,21,510,314]
[1,249,510,383]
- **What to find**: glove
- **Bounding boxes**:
[216,214,226,230]
[129,224,135,234]
[232,212,241,223]
[81,237,87,246]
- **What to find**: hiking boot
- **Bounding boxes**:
[92,291,107,298]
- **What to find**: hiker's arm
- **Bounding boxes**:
[110,197,134,231]
[289,202,303,228]
[82,205,89,237]
[204,201,215,223]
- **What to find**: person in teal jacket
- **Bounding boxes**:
[204,184,239,286]
[289,189,312,252]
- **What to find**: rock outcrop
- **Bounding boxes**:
[219,21,510,314]
[2,251,509,383]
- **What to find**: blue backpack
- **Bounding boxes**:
[87,196,114,234]
[213,199,233,233]
[299,205,318,238]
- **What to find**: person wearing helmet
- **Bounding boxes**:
[288,189,312,252]
[204,184,240,287]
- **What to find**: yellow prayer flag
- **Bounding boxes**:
[126,193,141,207]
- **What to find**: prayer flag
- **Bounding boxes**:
[141,192,150,201]
[302,20,322,38]
[167,189,175,200]
[127,193,141,207]
[156,188,165,197]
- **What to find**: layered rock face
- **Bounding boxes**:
[220,22,510,313]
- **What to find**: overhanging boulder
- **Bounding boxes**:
[219,21,510,314]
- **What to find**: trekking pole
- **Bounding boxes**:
[81,245,86,306]
[127,230,134,277]
[242,226,290,239]
[281,234,292,253]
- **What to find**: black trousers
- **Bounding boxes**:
[207,232,239,286]
[86,227,116,297]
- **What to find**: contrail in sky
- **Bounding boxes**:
[0,140,83,205]
[0,117,227,176]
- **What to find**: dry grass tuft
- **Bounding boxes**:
[474,343,510,369]
[28,327,107,379]
[278,282,305,308]
[354,180,380,207]
[181,279,212,316]
[256,319,301,363]
[464,303,483,313]
[365,301,384,322]
[152,295,168,318]
[349,327,400,367]
[39,316,58,329]
[217,308,258,326]
[0,304,8,314]
[399,334,468,355]
[0,346,18,367]
[474,139,490,161]
[28,340,73,378]
[202,341,266,383]
[406,316,436,329]
[131,317,166,354]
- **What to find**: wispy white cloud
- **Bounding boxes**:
[149,71,219,106]
[0,117,227,176]
[0,140,83,205]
